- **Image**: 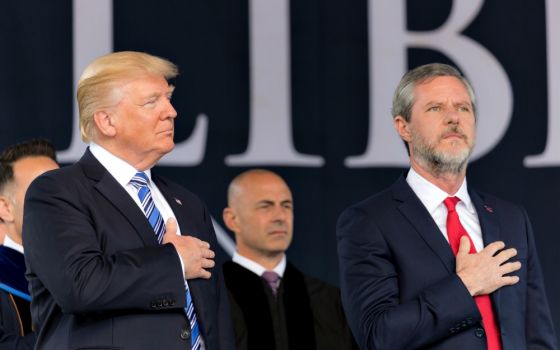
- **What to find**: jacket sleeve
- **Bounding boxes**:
[202,206,236,350]
[336,206,481,350]
[0,328,36,350]
[522,208,558,349]
[0,293,36,350]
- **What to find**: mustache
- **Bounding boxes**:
[440,126,467,140]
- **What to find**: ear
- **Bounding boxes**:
[223,207,240,234]
[394,115,412,143]
[93,110,117,137]
[0,195,15,223]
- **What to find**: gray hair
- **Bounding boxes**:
[391,63,476,122]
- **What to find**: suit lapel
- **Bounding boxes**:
[153,175,211,333]
[79,149,159,247]
[469,189,502,321]
[393,176,456,274]
[154,177,191,237]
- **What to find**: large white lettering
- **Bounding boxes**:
[346,0,513,167]
[225,0,324,166]
[57,0,113,162]
[524,0,560,167]
[59,0,208,165]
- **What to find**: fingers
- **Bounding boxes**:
[495,247,518,265]
[500,260,522,275]
[482,240,506,255]
[457,235,471,255]
[500,275,520,286]
[165,217,178,234]
[201,248,215,259]
[198,269,212,279]
[201,258,215,269]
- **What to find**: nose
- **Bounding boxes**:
[163,98,177,120]
[272,206,288,223]
[445,109,460,124]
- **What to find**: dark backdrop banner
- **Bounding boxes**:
[2,0,559,340]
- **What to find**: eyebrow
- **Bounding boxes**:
[256,199,293,205]
[424,100,472,107]
[143,85,175,100]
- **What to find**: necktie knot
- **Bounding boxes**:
[443,196,461,212]
[130,171,150,190]
[261,271,280,296]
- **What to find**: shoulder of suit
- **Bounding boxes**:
[470,187,525,214]
[152,173,205,204]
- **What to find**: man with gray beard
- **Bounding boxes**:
[336,63,557,350]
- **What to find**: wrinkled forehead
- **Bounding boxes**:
[413,76,473,104]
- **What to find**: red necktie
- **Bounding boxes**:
[444,197,501,350]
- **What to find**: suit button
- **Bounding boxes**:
[474,327,485,338]
[180,327,191,340]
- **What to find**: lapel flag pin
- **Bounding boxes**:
[484,205,493,213]
[174,198,182,205]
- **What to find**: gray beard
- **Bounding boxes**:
[411,132,473,176]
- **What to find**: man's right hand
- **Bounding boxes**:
[162,218,216,279]
[456,236,521,296]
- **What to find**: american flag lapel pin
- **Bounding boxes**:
[174,198,182,206]
[484,205,493,213]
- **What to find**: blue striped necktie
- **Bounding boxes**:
[130,172,203,349]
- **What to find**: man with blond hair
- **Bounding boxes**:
[23,51,234,350]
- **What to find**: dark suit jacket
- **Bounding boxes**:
[223,261,357,350]
[22,149,234,350]
[0,246,35,349]
[336,175,557,350]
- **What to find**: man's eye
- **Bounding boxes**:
[458,106,470,112]
[428,106,440,112]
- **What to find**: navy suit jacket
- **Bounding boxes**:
[336,175,557,349]
[22,149,234,350]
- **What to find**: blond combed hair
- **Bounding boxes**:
[77,51,179,143]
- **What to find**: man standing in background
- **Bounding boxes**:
[0,139,58,349]
[222,169,357,350]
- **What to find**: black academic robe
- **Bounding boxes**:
[0,245,35,349]
[223,260,357,350]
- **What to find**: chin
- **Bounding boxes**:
[161,141,175,153]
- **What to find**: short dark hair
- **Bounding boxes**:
[0,139,57,193]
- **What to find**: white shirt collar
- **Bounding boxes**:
[406,167,475,215]
[3,235,24,254]
[232,251,287,278]
[89,142,153,184]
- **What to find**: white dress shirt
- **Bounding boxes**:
[406,168,484,252]
[3,235,24,254]
[89,142,181,235]
[89,143,191,283]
